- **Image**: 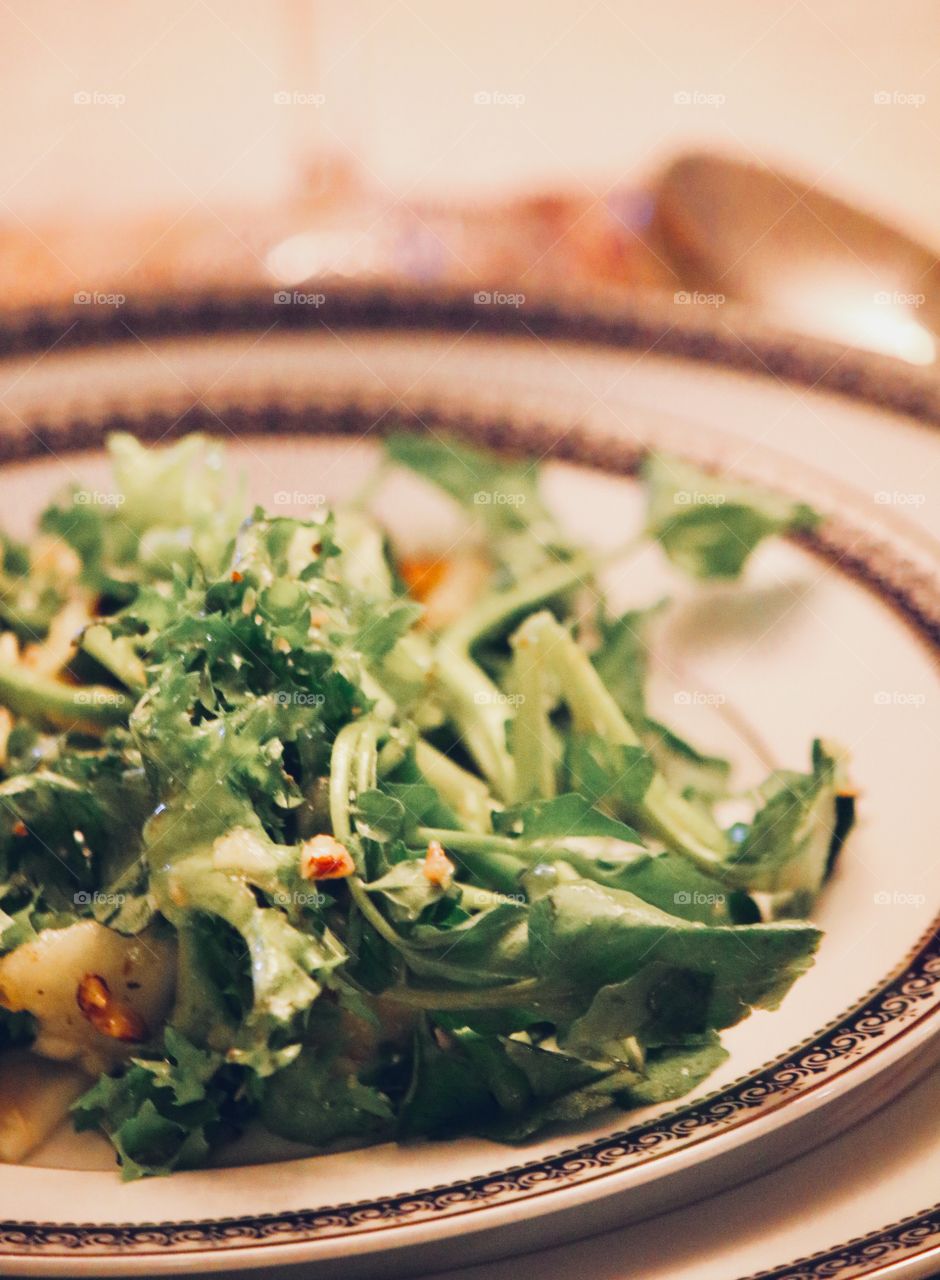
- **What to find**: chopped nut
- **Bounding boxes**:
[76,974,148,1043]
[424,839,455,889]
[167,878,188,908]
[398,556,448,603]
[412,552,491,631]
[300,834,355,880]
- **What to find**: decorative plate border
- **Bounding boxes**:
[740,1204,940,1280]
[4,280,940,430]
[0,292,937,1263]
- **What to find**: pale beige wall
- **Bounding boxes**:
[1,1,938,241]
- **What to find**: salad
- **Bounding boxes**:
[0,432,853,1179]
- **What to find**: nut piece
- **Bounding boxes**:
[76,974,148,1043]
[424,839,455,889]
[398,557,448,603]
[300,834,355,880]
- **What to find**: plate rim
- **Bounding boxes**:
[3,279,940,431]
[735,1202,940,1280]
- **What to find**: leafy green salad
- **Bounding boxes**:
[0,431,853,1179]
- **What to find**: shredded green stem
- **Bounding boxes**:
[431,538,646,800]
[381,977,545,1010]
[0,661,132,733]
[513,611,730,865]
[329,717,413,952]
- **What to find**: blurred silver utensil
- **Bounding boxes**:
[651,152,940,365]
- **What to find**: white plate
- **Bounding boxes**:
[0,289,937,1277]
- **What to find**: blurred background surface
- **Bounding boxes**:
[1,1,939,362]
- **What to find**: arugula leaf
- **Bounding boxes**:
[416,796,739,924]
[530,882,821,1029]
[0,738,150,916]
[72,1028,242,1180]
[522,851,746,926]
[644,719,732,802]
[416,795,646,901]
[0,534,66,641]
[384,432,570,572]
[403,903,530,984]
[512,611,730,868]
[398,1018,499,1137]
[364,860,454,924]
[41,434,244,596]
[643,453,819,580]
[590,603,663,725]
[565,735,656,813]
[260,1046,394,1148]
[494,793,643,843]
[488,1036,728,1140]
[725,740,852,907]
[398,1021,617,1141]
[590,603,731,801]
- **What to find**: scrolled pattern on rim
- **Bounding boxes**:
[740,1204,940,1280]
